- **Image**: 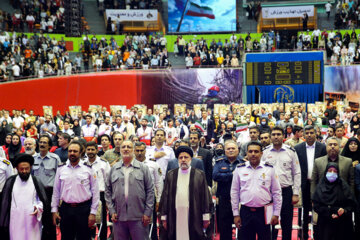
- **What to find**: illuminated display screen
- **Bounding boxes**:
[246,61,321,85]
[168,0,236,32]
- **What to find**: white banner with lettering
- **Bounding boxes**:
[262,5,314,19]
[105,9,158,22]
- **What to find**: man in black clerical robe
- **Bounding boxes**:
[0,154,48,240]
[159,146,212,240]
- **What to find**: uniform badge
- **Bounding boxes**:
[243,174,248,176]
[158,168,162,176]
[221,167,227,170]
[93,174,97,179]
[283,163,286,167]
[262,173,265,179]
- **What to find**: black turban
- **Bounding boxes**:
[175,146,194,159]
[14,153,34,167]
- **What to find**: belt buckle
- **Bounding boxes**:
[70,203,78,207]
[250,208,257,212]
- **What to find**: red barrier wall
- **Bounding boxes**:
[0,71,140,115]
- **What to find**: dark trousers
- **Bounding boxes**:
[272,186,293,240]
[240,206,270,240]
[299,180,311,240]
[151,197,158,240]
[43,187,57,240]
[99,192,107,240]
[59,200,92,240]
[218,196,238,240]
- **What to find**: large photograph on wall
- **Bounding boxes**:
[325,66,360,104]
[140,68,243,108]
[168,0,236,32]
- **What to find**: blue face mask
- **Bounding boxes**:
[326,172,338,183]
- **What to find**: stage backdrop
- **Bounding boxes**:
[0,69,243,115]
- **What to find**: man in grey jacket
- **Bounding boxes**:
[105,140,154,240]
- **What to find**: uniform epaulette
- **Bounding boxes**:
[285,145,296,152]
[99,158,107,162]
[2,159,10,165]
[58,162,66,167]
[215,156,226,162]
[149,158,156,162]
[83,162,92,168]
[264,162,273,167]
[237,162,246,168]
[263,145,271,151]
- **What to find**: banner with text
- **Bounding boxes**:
[261,5,314,19]
[105,9,158,22]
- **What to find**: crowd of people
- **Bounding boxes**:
[98,0,163,14]
[0,102,360,239]
[0,31,171,81]
[80,33,170,71]
[1,0,66,33]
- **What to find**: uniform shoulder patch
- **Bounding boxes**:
[264,162,273,167]
[237,162,246,168]
[2,159,10,165]
[58,162,66,167]
[263,145,271,151]
[215,156,226,162]
[83,162,92,168]
[284,144,296,152]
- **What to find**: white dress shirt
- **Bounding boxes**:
[306,143,315,180]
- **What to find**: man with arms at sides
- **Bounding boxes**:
[105,140,154,240]
[54,133,71,163]
[97,134,111,157]
[159,146,211,240]
[231,141,282,239]
[102,132,124,167]
[134,141,163,240]
[199,110,215,144]
[166,139,204,173]
[32,134,61,240]
[213,140,244,240]
[261,126,301,240]
[189,131,212,186]
[51,141,99,240]
[0,153,48,240]
[85,141,110,240]
[81,114,98,142]
[294,125,327,240]
[146,129,175,181]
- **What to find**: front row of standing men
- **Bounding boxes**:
[0,124,358,240]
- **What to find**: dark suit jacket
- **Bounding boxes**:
[294,141,327,189]
[202,119,215,143]
[196,147,213,187]
[166,157,204,174]
[311,155,354,196]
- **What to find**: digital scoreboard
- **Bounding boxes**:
[246,61,321,86]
